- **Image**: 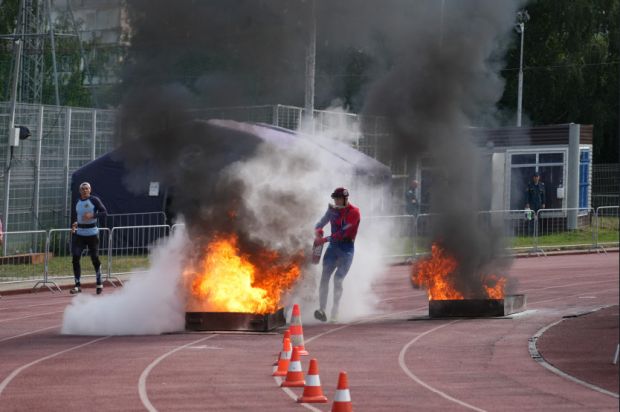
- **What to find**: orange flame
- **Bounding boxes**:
[411,243,506,301]
[187,234,301,314]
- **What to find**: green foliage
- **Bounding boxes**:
[498,0,619,163]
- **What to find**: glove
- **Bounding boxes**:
[319,236,330,245]
[315,228,324,239]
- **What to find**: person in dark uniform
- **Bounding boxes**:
[70,182,107,294]
[405,179,419,217]
[525,171,545,235]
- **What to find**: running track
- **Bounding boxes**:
[0,253,618,411]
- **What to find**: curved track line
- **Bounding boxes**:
[0,336,110,397]
[138,334,219,412]
[529,287,617,307]
[398,320,488,412]
[0,324,61,344]
[529,317,619,399]
[274,307,427,410]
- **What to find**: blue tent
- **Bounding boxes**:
[71,119,391,225]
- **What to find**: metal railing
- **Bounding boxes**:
[0,211,617,291]
[40,228,111,291]
[0,230,47,284]
[104,212,167,229]
[107,225,170,284]
[594,206,620,253]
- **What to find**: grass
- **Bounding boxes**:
[1,219,617,281]
[0,255,150,281]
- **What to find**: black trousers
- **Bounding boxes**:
[72,234,101,285]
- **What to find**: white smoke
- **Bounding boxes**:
[224,110,393,324]
[62,111,392,335]
[61,227,188,335]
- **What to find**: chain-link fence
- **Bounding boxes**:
[3,100,615,237]
[0,102,116,233]
[592,163,620,208]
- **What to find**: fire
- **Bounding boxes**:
[411,243,506,301]
[187,234,301,314]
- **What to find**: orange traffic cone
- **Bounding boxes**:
[280,347,305,388]
[289,304,309,355]
[273,330,291,365]
[297,358,328,403]
[331,371,352,412]
[272,337,292,377]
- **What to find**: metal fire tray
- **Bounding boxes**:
[185,307,286,332]
[429,294,526,318]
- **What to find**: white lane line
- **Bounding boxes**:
[0,336,110,396]
[378,291,426,302]
[305,307,428,345]
[138,334,219,412]
[0,324,61,344]
[0,310,65,323]
[529,287,617,307]
[529,318,619,399]
[275,307,427,410]
[521,278,618,295]
[272,367,322,412]
[398,320,488,412]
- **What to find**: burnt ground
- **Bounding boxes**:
[0,253,618,411]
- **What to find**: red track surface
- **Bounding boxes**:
[0,253,618,411]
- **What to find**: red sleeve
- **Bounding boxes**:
[341,207,361,240]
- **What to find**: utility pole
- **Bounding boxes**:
[304,0,316,131]
[515,10,530,127]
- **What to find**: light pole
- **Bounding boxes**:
[515,10,530,127]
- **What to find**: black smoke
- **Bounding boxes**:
[363,0,523,296]
[116,0,523,296]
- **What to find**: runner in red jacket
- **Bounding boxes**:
[313,187,361,322]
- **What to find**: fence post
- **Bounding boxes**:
[272,104,279,127]
[33,230,62,293]
[91,109,97,161]
[106,227,120,286]
[62,107,72,221]
[33,105,44,230]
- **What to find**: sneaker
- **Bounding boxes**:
[69,286,82,294]
[330,314,339,324]
[314,309,327,322]
[96,285,103,295]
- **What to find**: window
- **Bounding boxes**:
[579,149,590,209]
[509,151,565,210]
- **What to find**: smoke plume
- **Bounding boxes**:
[363,0,523,295]
[63,1,524,335]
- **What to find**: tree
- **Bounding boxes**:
[498,0,619,163]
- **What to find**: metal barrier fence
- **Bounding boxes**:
[595,206,620,253]
[170,223,185,235]
[105,212,167,229]
[363,215,416,260]
[536,208,595,254]
[42,228,111,290]
[0,230,47,284]
[108,225,170,283]
[0,212,618,290]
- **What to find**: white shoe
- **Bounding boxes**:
[69,286,81,294]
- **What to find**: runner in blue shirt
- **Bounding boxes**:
[70,182,107,294]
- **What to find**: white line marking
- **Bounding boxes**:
[398,320,488,412]
[529,318,619,399]
[0,310,65,323]
[272,367,322,412]
[0,324,60,344]
[138,334,219,412]
[0,336,110,396]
